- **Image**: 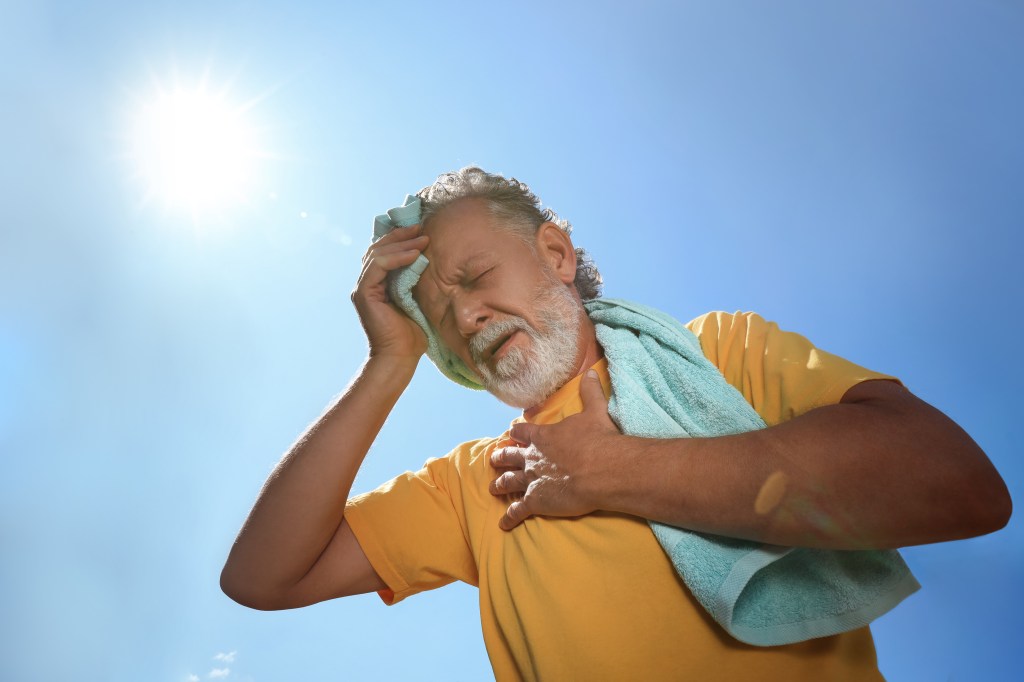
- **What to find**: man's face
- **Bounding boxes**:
[412,198,583,408]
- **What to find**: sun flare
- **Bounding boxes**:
[127,77,265,215]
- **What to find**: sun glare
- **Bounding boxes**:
[127,77,265,216]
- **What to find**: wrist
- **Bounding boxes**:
[362,353,419,386]
[599,436,689,518]
[586,434,646,514]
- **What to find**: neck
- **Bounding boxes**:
[570,314,603,379]
[523,313,603,418]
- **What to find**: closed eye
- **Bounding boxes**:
[437,269,491,328]
[428,262,496,330]
[470,266,495,285]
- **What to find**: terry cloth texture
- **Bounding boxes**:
[371,197,920,646]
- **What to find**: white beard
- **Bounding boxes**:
[469,277,582,409]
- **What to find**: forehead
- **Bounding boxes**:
[420,198,521,271]
[412,198,537,305]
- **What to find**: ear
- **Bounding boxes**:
[534,222,577,286]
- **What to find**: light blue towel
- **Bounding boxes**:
[586,297,920,646]
[372,197,920,646]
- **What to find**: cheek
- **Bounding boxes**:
[491,273,544,308]
[436,326,476,367]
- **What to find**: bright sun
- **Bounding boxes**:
[128,78,264,215]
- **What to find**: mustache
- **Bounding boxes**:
[469,317,531,363]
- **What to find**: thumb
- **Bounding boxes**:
[580,368,609,412]
[510,421,539,445]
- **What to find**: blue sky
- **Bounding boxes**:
[1,1,1021,680]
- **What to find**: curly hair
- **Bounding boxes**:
[416,167,603,300]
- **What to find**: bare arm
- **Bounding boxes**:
[221,224,429,610]
[490,372,1012,549]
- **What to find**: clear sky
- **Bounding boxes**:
[1,1,1021,680]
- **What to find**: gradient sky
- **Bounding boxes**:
[1,1,1022,680]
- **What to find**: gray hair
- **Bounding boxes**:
[416,167,603,300]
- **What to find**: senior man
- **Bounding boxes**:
[221,167,1011,680]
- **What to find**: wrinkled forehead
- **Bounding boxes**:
[418,198,505,267]
[411,225,501,305]
[421,224,499,270]
[420,196,497,238]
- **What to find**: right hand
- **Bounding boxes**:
[351,224,430,360]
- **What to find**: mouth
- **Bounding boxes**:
[484,330,519,362]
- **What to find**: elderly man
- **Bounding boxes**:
[221,168,1011,680]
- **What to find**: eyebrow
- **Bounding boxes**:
[423,252,495,328]
[455,253,491,272]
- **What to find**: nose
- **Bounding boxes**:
[453,291,492,338]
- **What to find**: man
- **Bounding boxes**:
[221,168,1011,680]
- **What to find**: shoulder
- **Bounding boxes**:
[685,310,770,338]
[420,434,508,486]
[684,310,774,367]
[684,310,899,424]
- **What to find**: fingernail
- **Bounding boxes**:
[587,369,598,379]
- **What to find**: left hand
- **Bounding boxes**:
[489,369,625,530]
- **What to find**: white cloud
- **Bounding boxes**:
[187,676,200,682]
[213,652,237,663]
[208,669,230,679]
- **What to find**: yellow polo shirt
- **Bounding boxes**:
[345,311,896,681]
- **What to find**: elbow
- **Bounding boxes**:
[220,564,292,612]
[952,465,1013,540]
[974,479,1013,536]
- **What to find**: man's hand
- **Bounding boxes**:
[489,370,626,530]
[352,224,429,360]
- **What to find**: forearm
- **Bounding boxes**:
[221,355,416,600]
[598,384,1011,549]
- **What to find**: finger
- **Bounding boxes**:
[490,446,526,470]
[509,422,538,445]
[366,234,429,258]
[372,223,422,246]
[359,244,428,285]
[353,255,421,308]
[489,471,528,496]
[362,236,429,268]
[499,499,531,531]
[579,368,609,412]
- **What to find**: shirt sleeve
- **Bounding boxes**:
[344,440,484,605]
[686,311,900,427]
